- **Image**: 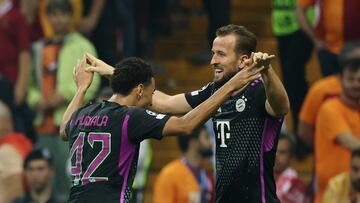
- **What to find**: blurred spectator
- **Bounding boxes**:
[131,140,152,203]
[27,0,100,198]
[322,149,360,203]
[297,77,342,203]
[0,101,32,203]
[0,74,15,117]
[0,0,37,142]
[13,148,65,203]
[135,0,171,58]
[82,0,135,87]
[296,0,360,76]
[274,133,306,203]
[271,0,313,132]
[314,41,360,203]
[38,0,82,38]
[20,0,44,42]
[298,75,342,148]
[153,127,215,203]
[188,0,230,65]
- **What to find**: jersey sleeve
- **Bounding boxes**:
[252,81,267,115]
[316,100,351,142]
[127,108,171,143]
[299,83,325,125]
[184,83,213,108]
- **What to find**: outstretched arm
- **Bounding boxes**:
[151,91,192,114]
[254,53,290,117]
[85,53,193,114]
[59,57,94,140]
[162,61,263,136]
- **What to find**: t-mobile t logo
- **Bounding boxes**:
[216,121,230,148]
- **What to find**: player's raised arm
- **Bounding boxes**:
[85,53,194,114]
[59,57,94,140]
[162,62,263,137]
[253,52,290,117]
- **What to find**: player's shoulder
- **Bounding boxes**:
[127,107,167,119]
[189,82,215,96]
[244,78,265,96]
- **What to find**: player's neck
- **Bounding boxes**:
[109,94,137,107]
[184,150,202,168]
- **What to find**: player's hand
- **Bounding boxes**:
[85,52,114,77]
[73,56,94,91]
[253,52,275,71]
[229,56,264,90]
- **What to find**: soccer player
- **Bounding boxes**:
[86,24,290,202]
[59,54,263,203]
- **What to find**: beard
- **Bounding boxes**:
[214,71,237,87]
[199,148,213,158]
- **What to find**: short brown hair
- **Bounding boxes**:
[216,24,257,55]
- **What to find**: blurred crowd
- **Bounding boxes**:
[0,0,359,203]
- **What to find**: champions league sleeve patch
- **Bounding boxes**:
[191,84,210,96]
[145,110,166,119]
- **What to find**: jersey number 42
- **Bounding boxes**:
[69,132,111,186]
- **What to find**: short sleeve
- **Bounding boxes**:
[127,108,171,143]
[252,81,267,113]
[185,83,213,108]
[299,84,324,125]
[316,100,351,142]
[297,0,316,8]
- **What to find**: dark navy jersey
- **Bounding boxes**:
[65,101,170,203]
[185,80,283,203]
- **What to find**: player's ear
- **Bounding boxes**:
[136,84,144,100]
[238,54,249,70]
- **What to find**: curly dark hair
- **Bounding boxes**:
[110,57,154,95]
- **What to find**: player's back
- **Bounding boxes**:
[66,101,139,203]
